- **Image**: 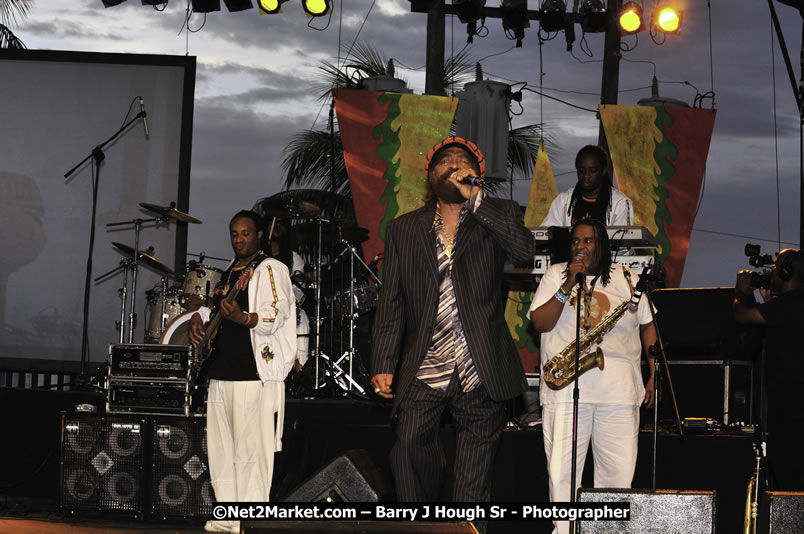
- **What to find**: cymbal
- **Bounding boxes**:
[293,222,370,244]
[263,200,321,220]
[140,202,202,224]
[112,242,174,275]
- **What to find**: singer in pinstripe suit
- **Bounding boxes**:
[370,137,536,510]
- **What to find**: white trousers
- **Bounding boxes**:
[206,379,283,503]
[542,403,639,534]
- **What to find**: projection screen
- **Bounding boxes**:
[0,49,195,366]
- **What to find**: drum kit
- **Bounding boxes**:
[96,202,221,346]
[96,193,381,399]
[253,191,381,398]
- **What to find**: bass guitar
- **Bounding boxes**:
[192,260,258,379]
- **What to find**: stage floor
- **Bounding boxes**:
[0,392,756,534]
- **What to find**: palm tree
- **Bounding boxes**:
[281,42,553,197]
[1,0,29,49]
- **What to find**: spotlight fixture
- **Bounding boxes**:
[223,0,253,11]
[141,0,167,5]
[455,0,486,43]
[579,0,608,33]
[101,0,127,6]
[617,1,644,34]
[501,0,528,47]
[258,0,286,14]
[651,3,681,34]
[191,0,221,12]
[539,0,565,33]
[301,0,332,17]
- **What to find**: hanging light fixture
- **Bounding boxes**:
[301,0,332,17]
[258,0,287,14]
[651,2,682,34]
[223,0,253,11]
[579,0,608,33]
[191,0,221,13]
[617,1,644,34]
[539,0,566,33]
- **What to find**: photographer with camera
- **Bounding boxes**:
[733,247,804,490]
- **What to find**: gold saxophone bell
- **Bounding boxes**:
[542,300,630,390]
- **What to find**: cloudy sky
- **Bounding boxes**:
[9,0,803,288]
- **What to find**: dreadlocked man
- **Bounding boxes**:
[541,145,634,227]
[529,218,656,534]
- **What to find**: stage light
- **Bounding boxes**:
[617,1,644,34]
[539,0,565,33]
[501,0,528,47]
[301,0,332,17]
[141,0,167,5]
[579,0,608,33]
[455,0,486,43]
[223,0,253,10]
[192,0,221,13]
[101,0,126,7]
[258,0,286,14]
[652,3,681,34]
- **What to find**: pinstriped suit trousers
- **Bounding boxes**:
[390,372,506,504]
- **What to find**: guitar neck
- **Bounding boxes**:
[199,285,242,347]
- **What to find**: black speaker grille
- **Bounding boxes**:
[59,415,146,515]
[148,416,214,518]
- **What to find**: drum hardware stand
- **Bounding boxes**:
[106,216,164,343]
[63,102,148,381]
[94,258,131,344]
[331,239,379,396]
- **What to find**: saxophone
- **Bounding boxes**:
[542,300,631,390]
[744,448,761,533]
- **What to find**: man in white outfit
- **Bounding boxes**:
[189,210,296,534]
[529,218,656,534]
[541,145,633,227]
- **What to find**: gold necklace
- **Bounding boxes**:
[442,228,455,257]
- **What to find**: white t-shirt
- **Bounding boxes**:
[529,263,653,406]
[540,187,633,227]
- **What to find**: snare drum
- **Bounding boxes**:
[144,286,184,342]
[182,265,222,308]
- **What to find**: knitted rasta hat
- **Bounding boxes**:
[423,136,486,179]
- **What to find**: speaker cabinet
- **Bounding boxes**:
[577,488,716,533]
[281,449,391,502]
[759,491,804,533]
[59,414,146,516]
[149,416,214,519]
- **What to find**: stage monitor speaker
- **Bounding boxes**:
[281,449,392,503]
[148,415,215,519]
[59,413,146,516]
[759,491,804,533]
[242,520,476,532]
[577,488,716,533]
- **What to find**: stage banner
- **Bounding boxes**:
[333,89,458,267]
[600,105,716,287]
[504,139,557,373]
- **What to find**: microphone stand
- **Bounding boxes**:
[569,272,584,534]
[643,285,683,489]
[64,110,147,383]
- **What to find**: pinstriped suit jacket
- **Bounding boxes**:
[371,196,537,414]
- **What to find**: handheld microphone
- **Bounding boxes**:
[628,264,652,312]
[139,97,150,138]
[457,176,486,187]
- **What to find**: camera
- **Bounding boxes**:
[743,243,774,289]
[749,271,771,289]
[745,243,774,268]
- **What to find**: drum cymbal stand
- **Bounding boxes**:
[332,239,381,395]
[311,217,331,391]
[106,215,165,342]
[94,258,131,344]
